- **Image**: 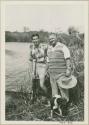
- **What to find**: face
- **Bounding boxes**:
[49,34,57,47]
[32,36,40,47]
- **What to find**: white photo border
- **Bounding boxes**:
[0,1,89,125]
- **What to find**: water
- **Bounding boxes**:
[5,42,31,92]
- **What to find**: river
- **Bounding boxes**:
[5,42,32,92]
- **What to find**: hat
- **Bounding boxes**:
[57,75,77,89]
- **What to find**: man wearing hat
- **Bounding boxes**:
[46,33,77,103]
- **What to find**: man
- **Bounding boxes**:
[46,33,71,102]
[28,34,47,97]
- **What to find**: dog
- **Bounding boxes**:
[50,95,68,118]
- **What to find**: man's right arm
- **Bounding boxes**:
[29,50,33,61]
[63,45,71,77]
[29,44,34,61]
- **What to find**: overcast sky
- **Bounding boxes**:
[5,3,85,33]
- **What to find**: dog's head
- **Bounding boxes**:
[50,95,67,117]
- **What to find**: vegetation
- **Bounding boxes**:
[5,30,49,43]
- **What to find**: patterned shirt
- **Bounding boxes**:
[47,42,70,74]
[29,44,46,63]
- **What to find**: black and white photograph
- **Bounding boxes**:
[0,1,88,124]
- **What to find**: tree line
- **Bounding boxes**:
[5,27,84,48]
[5,30,49,43]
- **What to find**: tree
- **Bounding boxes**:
[68,26,79,36]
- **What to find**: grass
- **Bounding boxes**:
[5,90,84,121]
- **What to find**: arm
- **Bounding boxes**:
[65,58,71,77]
[29,50,33,61]
[29,44,37,61]
[28,48,36,79]
[63,45,71,77]
[29,44,33,61]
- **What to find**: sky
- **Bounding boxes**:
[5,3,85,33]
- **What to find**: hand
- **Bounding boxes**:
[65,69,71,77]
[35,54,42,59]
